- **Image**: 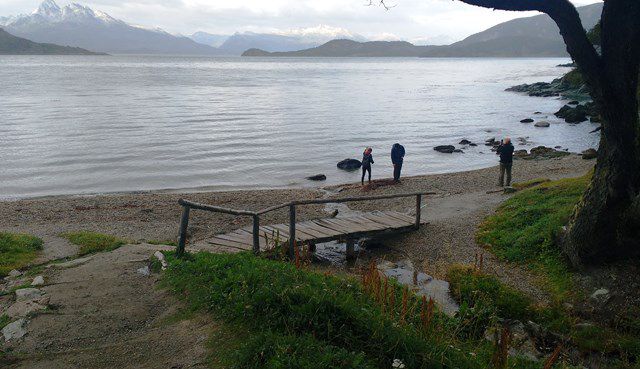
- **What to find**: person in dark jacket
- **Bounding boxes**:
[361,147,374,185]
[391,143,405,183]
[496,137,514,187]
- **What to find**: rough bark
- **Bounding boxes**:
[563,0,640,265]
[457,0,640,266]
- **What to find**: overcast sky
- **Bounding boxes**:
[1,0,602,43]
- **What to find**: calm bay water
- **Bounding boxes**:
[0,56,599,199]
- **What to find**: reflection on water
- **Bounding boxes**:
[379,259,459,316]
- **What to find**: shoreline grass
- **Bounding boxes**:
[0,232,43,277]
[476,172,591,301]
[161,251,556,369]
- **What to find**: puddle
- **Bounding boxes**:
[378,259,459,316]
[313,240,363,266]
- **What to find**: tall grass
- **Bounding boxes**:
[162,252,553,368]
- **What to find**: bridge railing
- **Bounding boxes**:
[176,191,435,258]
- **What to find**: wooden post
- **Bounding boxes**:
[415,194,422,229]
[177,205,190,258]
[346,239,356,261]
[289,203,296,260]
[252,215,260,255]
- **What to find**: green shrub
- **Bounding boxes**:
[61,231,126,255]
[447,265,532,323]
[0,232,43,277]
[162,251,517,369]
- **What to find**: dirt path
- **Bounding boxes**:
[3,244,213,369]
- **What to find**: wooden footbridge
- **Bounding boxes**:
[176,192,434,260]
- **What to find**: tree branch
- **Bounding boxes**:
[456,0,549,12]
[366,0,396,11]
[458,0,603,102]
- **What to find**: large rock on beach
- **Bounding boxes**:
[434,145,456,154]
[581,148,598,160]
[337,159,362,170]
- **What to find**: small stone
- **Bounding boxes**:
[137,266,150,276]
[459,139,472,145]
[154,251,168,270]
[31,276,44,286]
[15,288,43,302]
[520,118,534,123]
[590,288,610,304]
[8,270,22,278]
[6,298,49,318]
[534,121,550,127]
[2,318,27,341]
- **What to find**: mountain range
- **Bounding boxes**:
[0,27,102,55]
[244,2,603,58]
[1,0,603,57]
[0,0,223,55]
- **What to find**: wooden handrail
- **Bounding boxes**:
[176,191,435,258]
[178,199,257,216]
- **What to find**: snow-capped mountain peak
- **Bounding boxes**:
[33,0,62,19]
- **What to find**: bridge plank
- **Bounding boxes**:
[204,211,423,253]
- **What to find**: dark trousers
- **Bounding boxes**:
[499,162,512,186]
[393,162,403,182]
[361,165,371,184]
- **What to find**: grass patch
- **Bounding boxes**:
[0,314,10,330]
[0,232,43,277]
[161,251,553,369]
[61,231,126,255]
[512,178,551,191]
[447,265,572,335]
[476,173,591,300]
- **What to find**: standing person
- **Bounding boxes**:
[496,137,514,187]
[391,143,405,183]
[361,147,374,185]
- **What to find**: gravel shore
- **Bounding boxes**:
[1,155,594,300]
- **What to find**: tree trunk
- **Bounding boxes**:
[562,94,640,266]
[562,0,640,267]
[454,0,640,266]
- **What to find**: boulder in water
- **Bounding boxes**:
[337,159,361,170]
[534,121,550,127]
[555,104,588,123]
[520,118,534,123]
[434,145,456,154]
[459,139,472,145]
[306,174,327,181]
